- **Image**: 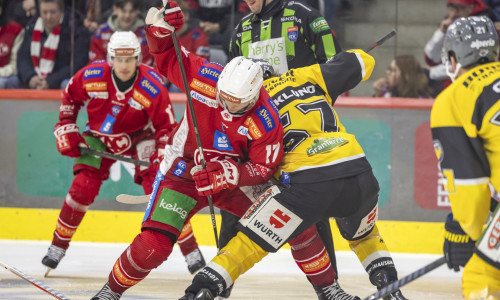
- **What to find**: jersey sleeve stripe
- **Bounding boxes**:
[352,51,366,80]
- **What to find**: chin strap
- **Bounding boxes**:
[445,60,462,82]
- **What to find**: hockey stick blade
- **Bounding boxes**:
[116,193,151,204]
[364,28,397,53]
[78,147,151,167]
[0,260,70,300]
[362,256,446,300]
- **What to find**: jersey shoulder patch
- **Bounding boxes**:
[140,65,165,86]
[197,62,223,84]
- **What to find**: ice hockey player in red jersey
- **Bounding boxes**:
[43,30,205,277]
[90,2,358,299]
[89,5,287,299]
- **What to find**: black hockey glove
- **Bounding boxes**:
[443,213,475,271]
[183,266,227,298]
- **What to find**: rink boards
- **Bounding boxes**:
[0,90,446,254]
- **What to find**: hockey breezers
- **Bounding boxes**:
[0,260,70,300]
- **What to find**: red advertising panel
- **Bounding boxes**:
[414,122,450,210]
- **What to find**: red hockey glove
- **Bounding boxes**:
[191,159,240,196]
[145,1,184,39]
[54,121,87,158]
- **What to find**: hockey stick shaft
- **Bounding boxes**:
[364,28,397,53]
[78,146,150,167]
[362,256,446,300]
[171,29,220,251]
[0,261,70,300]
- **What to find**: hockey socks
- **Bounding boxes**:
[52,171,102,249]
[348,225,395,276]
[289,226,336,286]
[108,230,173,294]
[52,196,87,250]
[178,222,199,256]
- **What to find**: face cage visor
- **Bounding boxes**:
[217,90,258,117]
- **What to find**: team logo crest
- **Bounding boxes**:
[213,130,233,151]
[287,27,298,42]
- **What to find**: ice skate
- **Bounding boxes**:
[313,281,360,300]
[91,282,122,300]
[41,245,65,277]
[185,248,206,274]
[370,269,408,300]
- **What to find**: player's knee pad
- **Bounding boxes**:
[68,170,103,208]
[237,185,303,252]
[130,230,174,270]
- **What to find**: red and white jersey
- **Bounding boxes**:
[153,43,284,185]
[59,62,176,154]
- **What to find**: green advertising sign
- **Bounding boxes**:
[17,112,390,206]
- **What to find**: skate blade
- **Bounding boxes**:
[44,267,53,277]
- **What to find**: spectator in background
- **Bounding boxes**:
[424,0,489,93]
[82,0,105,33]
[89,0,153,66]
[186,0,248,65]
[10,0,90,89]
[0,0,25,88]
[175,0,209,61]
[167,0,209,92]
[13,0,39,27]
[373,55,431,98]
[482,0,500,30]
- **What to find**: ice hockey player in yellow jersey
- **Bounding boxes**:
[180,48,408,300]
[431,15,500,300]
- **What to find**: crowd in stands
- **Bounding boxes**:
[1,0,500,98]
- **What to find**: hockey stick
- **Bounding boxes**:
[78,146,150,167]
[362,256,446,300]
[0,261,70,300]
[364,28,397,53]
[116,193,150,204]
[168,3,220,250]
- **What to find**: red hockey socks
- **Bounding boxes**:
[52,199,85,250]
[51,171,102,250]
[289,226,336,286]
[108,230,174,294]
[177,221,199,256]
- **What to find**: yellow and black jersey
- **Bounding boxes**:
[263,49,375,182]
[431,62,500,241]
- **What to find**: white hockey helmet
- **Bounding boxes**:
[217,56,263,116]
[107,31,142,64]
